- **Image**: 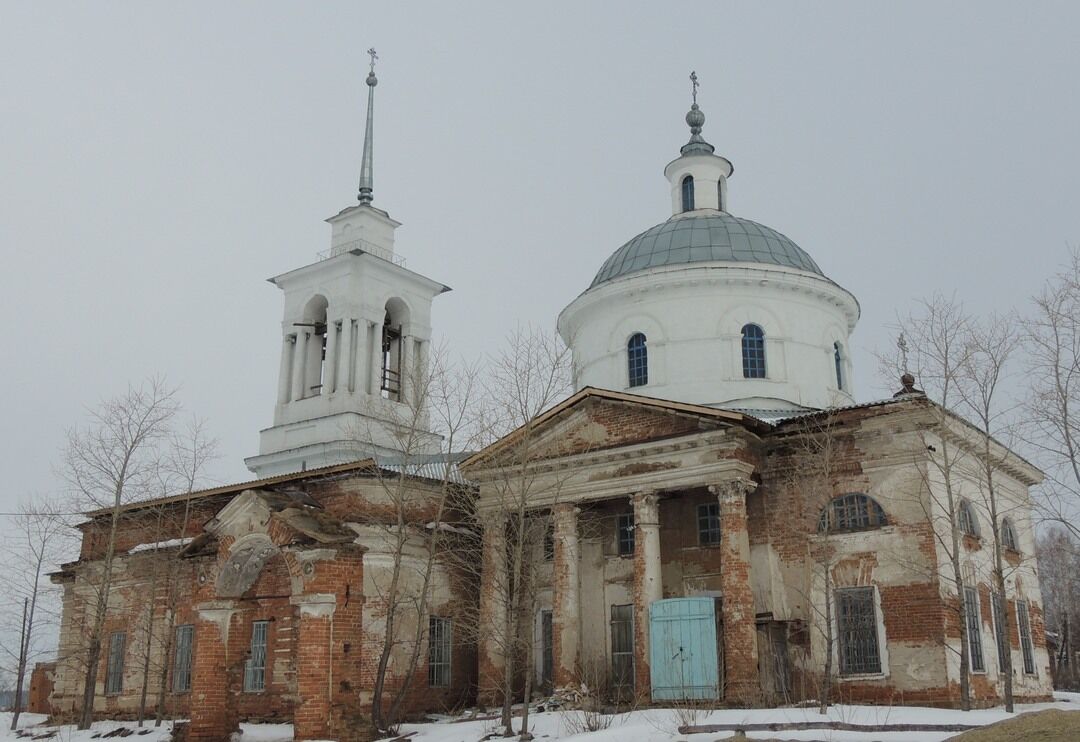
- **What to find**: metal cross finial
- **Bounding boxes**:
[897,333,910,372]
[367,48,378,74]
[690,71,699,105]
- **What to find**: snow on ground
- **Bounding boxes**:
[2,694,1078,742]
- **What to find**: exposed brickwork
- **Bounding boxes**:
[551,503,580,687]
[28,662,55,715]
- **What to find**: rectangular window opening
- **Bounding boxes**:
[836,587,881,675]
[428,616,452,687]
[105,632,126,696]
[610,604,634,691]
[173,624,194,693]
[697,502,721,546]
[964,586,985,673]
[244,620,268,692]
[1018,600,1036,675]
[617,513,635,556]
[992,592,1009,674]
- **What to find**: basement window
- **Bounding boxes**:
[836,587,881,675]
[964,586,986,672]
[244,620,268,692]
[617,513,635,556]
[697,502,721,546]
[173,624,194,693]
[105,631,126,696]
[428,616,452,687]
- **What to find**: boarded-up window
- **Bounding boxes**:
[244,620,268,692]
[1018,600,1036,675]
[610,604,634,690]
[173,624,194,693]
[836,587,881,675]
[964,586,985,672]
[429,616,452,687]
[105,632,126,695]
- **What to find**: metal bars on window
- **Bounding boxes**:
[992,592,1009,673]
[697,502,721,546]
[741,324,766,379]
[818,493,888,533]
[617,513,635,556]
[105,632,126,695]
[610,604,634,690]
[836,587,881,675]
[1018,600,1036,674]
[627,333,648,388]
[958,500,981,538]
[244,620,268,692]
[964,586,985,672]
[428,616,452,687]
[173,624,194,693]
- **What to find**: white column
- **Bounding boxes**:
[277,334,294,404]
[398,333,411,403]
[338,319,353,394]
[291,331,308,401]
[632,491,662,696]
[324,321,339,395]
[368,321,382,396]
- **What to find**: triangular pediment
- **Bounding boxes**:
[462,387,767,471]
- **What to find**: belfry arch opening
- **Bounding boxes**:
[382,298,410,401]
[295,294,328,399]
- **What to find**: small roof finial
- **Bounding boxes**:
[357,48,379,204]
[681,70,714,155]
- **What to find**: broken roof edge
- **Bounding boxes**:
[459,386,772,472]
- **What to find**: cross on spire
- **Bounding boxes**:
[690,70,699,106]
[367,47,378,74]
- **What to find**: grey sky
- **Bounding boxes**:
[1,1,1078,514]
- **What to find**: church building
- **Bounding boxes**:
[40,65,1053,739]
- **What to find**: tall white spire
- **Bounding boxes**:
[357,48,378,204]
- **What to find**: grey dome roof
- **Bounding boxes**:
[590,213,824,288]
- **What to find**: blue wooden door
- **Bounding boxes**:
[649,597,720,701]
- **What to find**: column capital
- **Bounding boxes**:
[709,477,757,504]
[631,490,660,507]
[290,592,338,618]
[552,502,581,519]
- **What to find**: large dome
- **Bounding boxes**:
[590,213,823,288]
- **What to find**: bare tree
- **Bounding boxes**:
[888,296,977,710]
[364,344,482,735]
[60,377,178,730]
[1027,248,1080,538]
[956,313,1022,711]
[1,498,66,729]
[1037,527,1080,689]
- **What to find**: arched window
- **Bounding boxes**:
[382,298,410,402]
[741,324,766,379]
[1001,518,1019,551]
[718,180,724,211]
[958,500,981,538]
[834,342,845,390]
[681,175,695,212]
[818,493,888,533]
[627,333,648,388]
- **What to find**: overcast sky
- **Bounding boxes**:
[1,2,1078,518]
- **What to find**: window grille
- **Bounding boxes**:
[173,624,194,693]
[836,587,881,675]
[1018,600,1036,674]
[697,502,721,546]
[105,632,126,695]
[428,616,452,687]
[741,324,766,379]
[1001,518,1019,551]
[818,493,888,533]
[627,333,648,388]
[958,500,981,538]
[964,586,985,672]
[244,620,268,692]
[617,513,635,556]
[610,604,634,690]
[834,342,844,389]
[992,592,1009,673]
[543,522,554,561]
[681,175,695,212]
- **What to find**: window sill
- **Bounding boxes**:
[836,671,888,682]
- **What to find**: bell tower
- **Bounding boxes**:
[245,52,449,477]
